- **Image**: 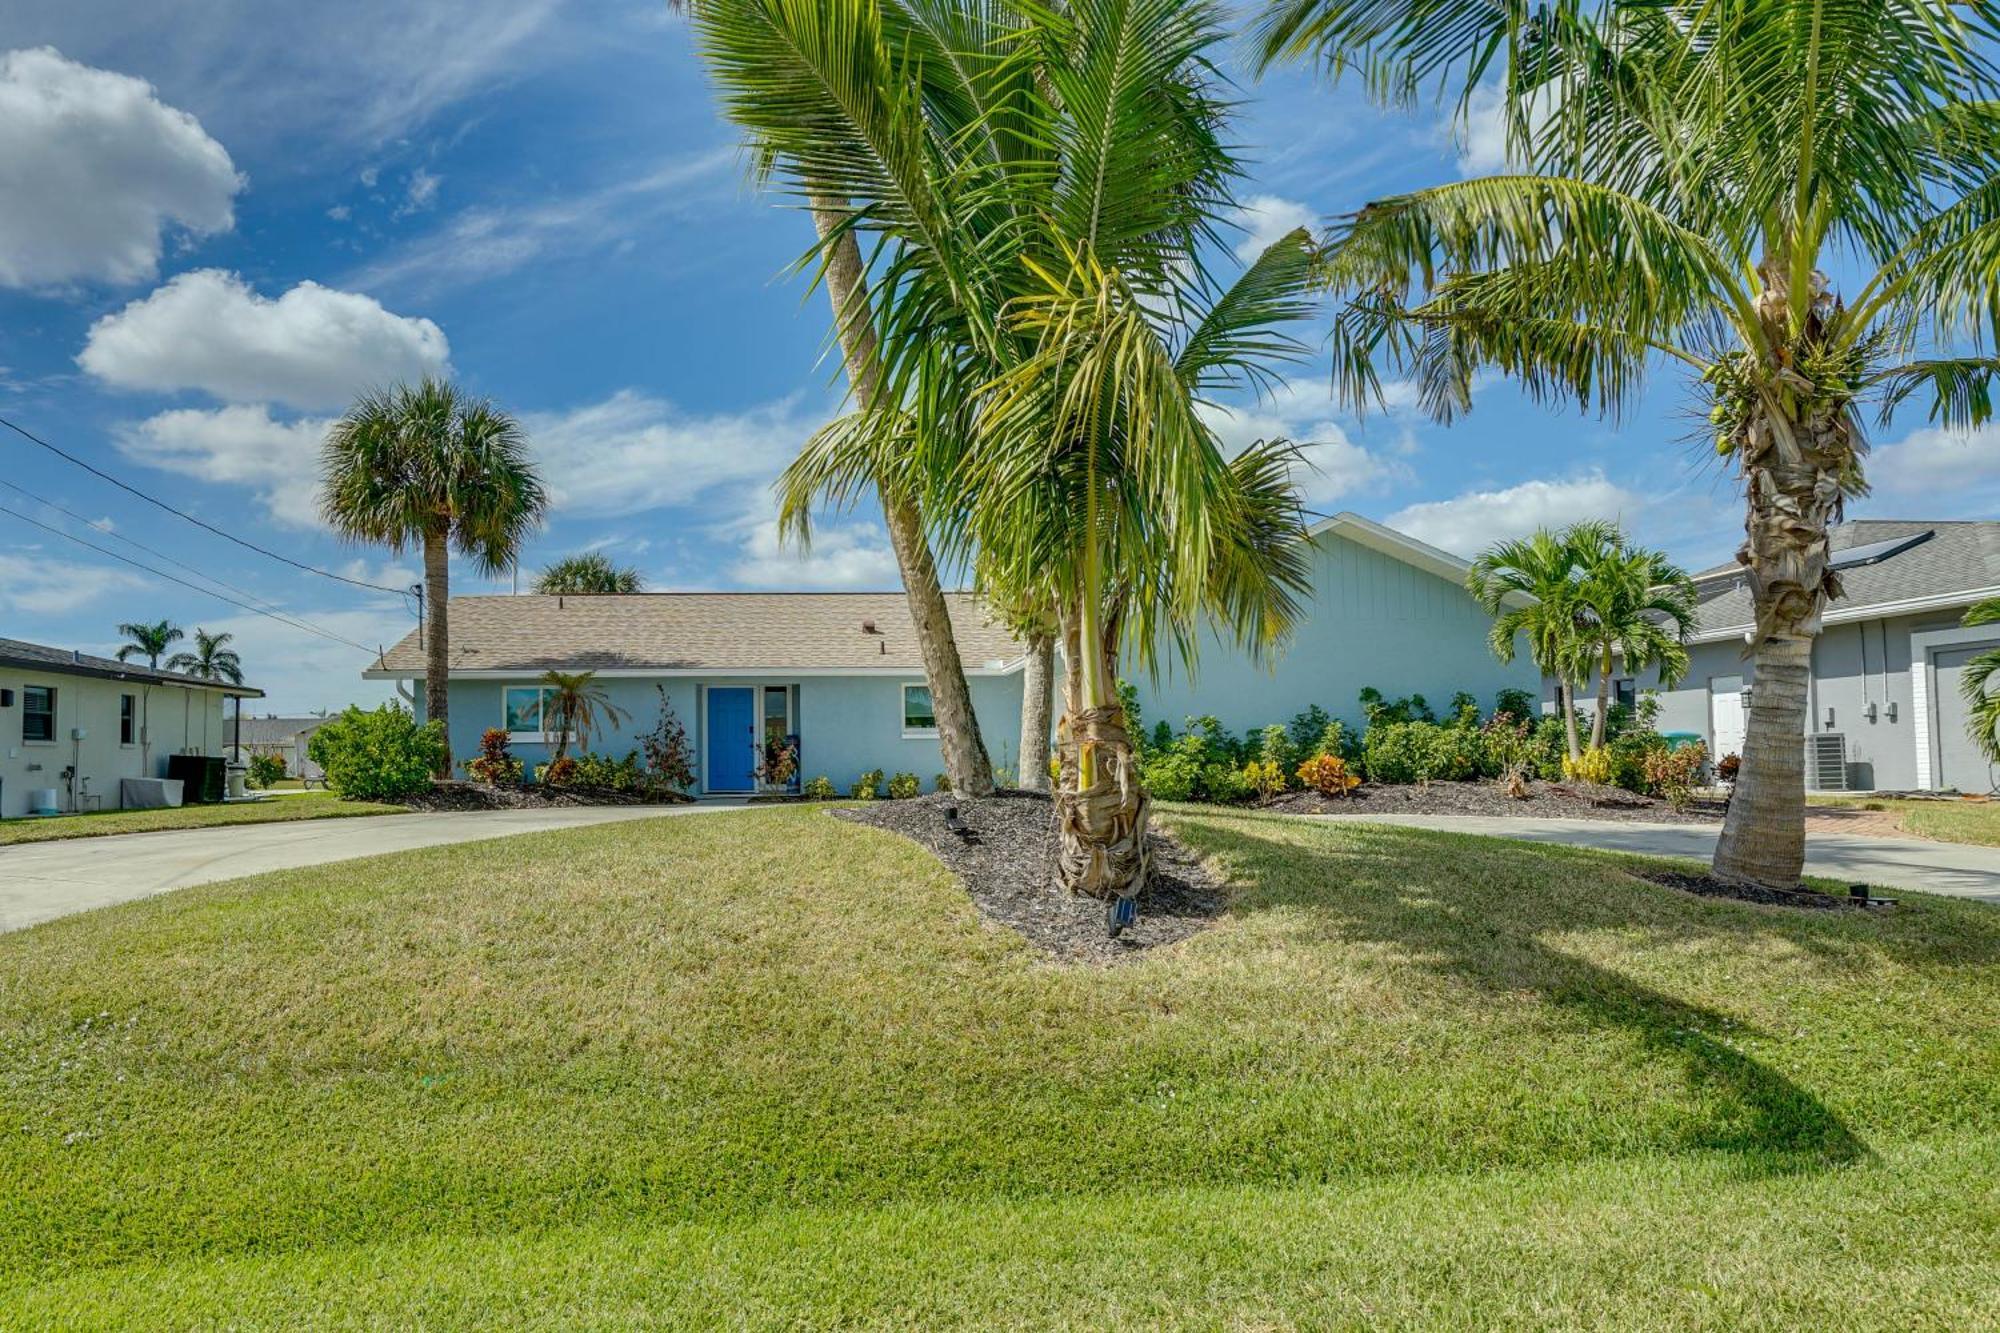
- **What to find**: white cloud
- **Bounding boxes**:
[0,552,146,614]
[1867,424,2000,498]
[0,48,239,289]
[1451,82,1560,177]
[1201,388,1414,510]
[523,389,820,519]
[1230,193,1315,263]
[116,405,335,529]
[79,269,449,410]
[1387,471,1642,557]
[727,516,901,591]
[395,168,441,218]
[327,204,352,222]
[351,149,737,295]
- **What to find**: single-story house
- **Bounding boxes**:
[366,593,1031,794]
[1560,520,2000,793]
[228,715,332,783]
[0,636,263,818]
[365,513,1536,794]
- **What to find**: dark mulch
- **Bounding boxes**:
[1637,869,1892,911]
[400,781,695,813]
[1266,778,1726,824]
[832,790,1228,964]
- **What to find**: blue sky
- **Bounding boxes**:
[0,1,1982,712]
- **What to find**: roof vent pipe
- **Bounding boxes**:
[861,618,878,635]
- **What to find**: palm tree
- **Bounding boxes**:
[533,552,644,595]
[1959,600,2000,766]
[321,378,548,772]
[1465,525,1608,762]
[1261,0,2000,887]
[698,0,1314,903]
[114,619,182,670]
[1571,542,1698,751]
[539,670,628,762]
[165,628,244,685]
[689,0,998,798]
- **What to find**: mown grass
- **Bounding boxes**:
[1811,793,2000,847]
[0,790,404,845]
[2,806,1997,1327]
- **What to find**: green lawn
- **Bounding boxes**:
[0,791,405,845]
[1811,793,2000,846]
[3,806,1997,1327]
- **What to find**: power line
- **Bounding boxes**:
[0,410,413,596]
[0,502,387,659]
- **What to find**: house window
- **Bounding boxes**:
[1614,678,1637,710]
[504,685,557,739]
[902,683,938,736]
[22,684,54,743]
[120,693,136,746]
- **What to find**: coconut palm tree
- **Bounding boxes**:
[697,0,1315,903]
[538,669,628,762]
[533,552,644,595]
[322,378,547,772]
[114,619,182,670]
[165,628,245,685]
[1260,0,2000,887]
[1571,542,1698,751]
[1959,600,2000,765]
[1465,525,1609,762]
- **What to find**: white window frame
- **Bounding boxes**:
[901,682,939,738]
[119,693,137,747]
[21,682,56,745]
[502,684,570,744]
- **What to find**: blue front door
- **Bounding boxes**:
[706,687,757,792]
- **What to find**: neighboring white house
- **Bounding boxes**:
[1558,520,2000,793]
[228,715,332,783]
[0,636,263,818]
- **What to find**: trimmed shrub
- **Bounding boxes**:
[1257,723,1293,774]
[851,769,885,800]
[542,755,580,787]
[246,752,287,789]
[1296,753,1361,797]
[466,728,524,786]
[1200,763,1254,804]
[1644,741,1708,811]
[802,775,837,800]
[1424,725,1485,781]
[1241,758,1285,802]
[886,772,922,799]
[1362,722,1430,784]
[569,750,643,791]
[1359,686,1434,727]
[306,704,446,802]
[934,772,950,793]
[1562,746,1614,785]
[1140,749,1201,801]
[1608,730,1669,794]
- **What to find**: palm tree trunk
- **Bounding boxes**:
[1053,608,1148,901]
[422,528,452,777]
[1591,645,1612,750]
[809,190,994,797]
[1018,630,1053,792]
[1560,678,1581,761]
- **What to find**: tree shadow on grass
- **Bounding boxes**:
[1175,814,1880,1176]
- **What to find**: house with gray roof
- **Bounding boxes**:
[227,715,334,783]
[1567,520,2000,793]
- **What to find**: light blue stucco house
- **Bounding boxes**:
[1129,512,1542,738]
[367,592,1030,794]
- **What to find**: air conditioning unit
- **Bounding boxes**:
[1807,732,1847,791]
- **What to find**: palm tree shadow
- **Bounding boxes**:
[1181,815,1873,1175]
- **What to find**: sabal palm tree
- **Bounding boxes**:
[114,619,182,670]
[533,552,644,595]
[1960,600,2000,766]
[539,670,628,762]
[1465,524,1610,762]
[165,628,245,685]
[1571,543,1698,751]
[322,377,547,772]
[697,0,1314,902]
[1261,0,2000,887]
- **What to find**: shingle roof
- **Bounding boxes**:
[368,592,1026,676]
[1690,520,2000,641]
[233,715,332,747]
[0,637,263,695]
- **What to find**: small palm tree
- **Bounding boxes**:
[114,620,183,670]
[1960,601,2000,766]
[533,552,644,595]
[165,628,244,685]
[322,377,548,772]
[1465,525,1613,762]
[1571,541,1698,751]
[539,670,627,761]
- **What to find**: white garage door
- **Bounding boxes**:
[1933,644,2000,794]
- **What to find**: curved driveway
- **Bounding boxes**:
[1,802,749,934]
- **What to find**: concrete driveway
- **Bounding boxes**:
[1296,812,2000,903]
[0,801,750,933]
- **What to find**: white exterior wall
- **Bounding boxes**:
[1,671,232,818]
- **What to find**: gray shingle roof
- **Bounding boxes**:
[1690,520,2000,641]
[369,592,1026,675]
[0,637,263,695]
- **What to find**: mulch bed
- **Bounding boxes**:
[400,781,694,813]
[1635,869,1892,911]
[832,790,1228,964]
[1266,778,1726,824]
